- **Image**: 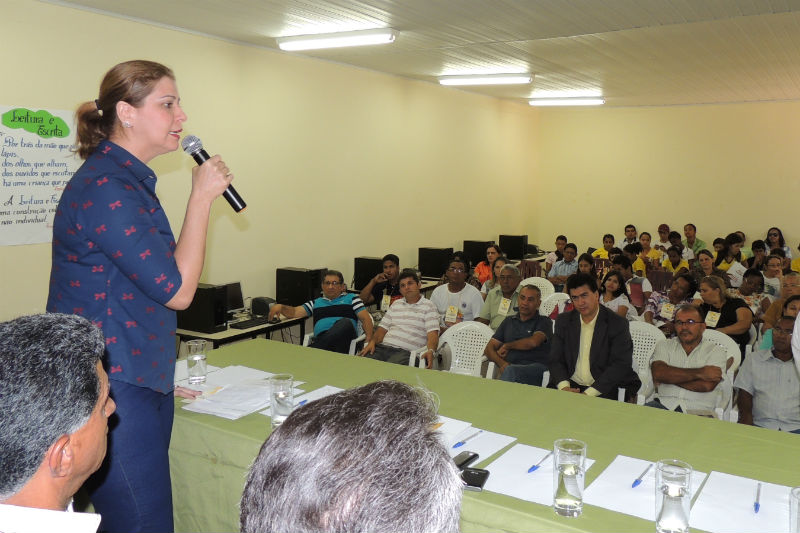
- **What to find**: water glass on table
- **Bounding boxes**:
[269,373,294,429]
[186,339,208,385]
[655,459,692,533]
[791,487,800,533]
[552,438,587,517]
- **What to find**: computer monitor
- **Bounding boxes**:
[225,282,245,313]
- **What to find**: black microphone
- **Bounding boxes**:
[181,135,246,212]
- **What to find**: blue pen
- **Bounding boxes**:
[528,451,552,473]
[754,482,761,514]
[297,399,308,407]
[452,430,483,449]
[632,464,653,488]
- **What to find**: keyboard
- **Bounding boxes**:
[229,316,270,329]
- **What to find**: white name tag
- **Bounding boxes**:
[705,311,721,328]
[661,303,676,321]
[381,294,391,312]
[498,298,512,316]
[445,305,459,324]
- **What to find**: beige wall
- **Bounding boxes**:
[1,1,539,320]
[532,102,800,253]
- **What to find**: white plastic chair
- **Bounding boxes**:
[302,314,371,355]
[418,321,496,378]
[702,329,742,421]
[629,321,666,404]
[744,324,758,357]
[540,293,570,318]
[520,277,555,301]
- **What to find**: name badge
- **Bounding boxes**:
[661,303,676,321]
[498,298,512,316]
[381,294,391,312]
[445,305,459,324]
[705,311,721,328]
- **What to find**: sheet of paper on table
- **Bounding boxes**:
[689,471,792,533]
[483,443,595,505]
[447,427,517,466]
[260,385,344,416]
[432,415,472,447]
[583,455,707,521]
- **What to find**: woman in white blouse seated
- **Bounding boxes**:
[599,270,638,321]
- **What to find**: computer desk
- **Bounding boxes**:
[176,316,305,349]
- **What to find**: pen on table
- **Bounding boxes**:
[528,451,552,473]
[632,463,653,488]
[297,399,308,407]
[452,430,483,449]
[754,482,761,514]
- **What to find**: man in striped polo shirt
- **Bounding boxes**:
[360,270,440,368]
[269,270,373,354]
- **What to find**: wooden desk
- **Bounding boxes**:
[176,316,305,349]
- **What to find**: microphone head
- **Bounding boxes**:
[181,135,203,154]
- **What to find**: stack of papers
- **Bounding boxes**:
[583,455,707,521]
[181,365,305,420]
[689,471,792,533]
[483,443,595,505]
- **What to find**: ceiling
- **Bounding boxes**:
[52,0,800,106]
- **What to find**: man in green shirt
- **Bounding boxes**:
[477,264,520,330]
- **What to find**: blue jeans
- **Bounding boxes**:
[86,380,175,532]
[500,362,548,387]
[309,318,356,354]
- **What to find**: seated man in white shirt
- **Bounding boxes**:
[0,314,115,532]
[735,316,800,433]
[360,270,439,368]
[430,258,484,332]
[646,305,727,413]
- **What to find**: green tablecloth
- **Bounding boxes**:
[170,339,800,532]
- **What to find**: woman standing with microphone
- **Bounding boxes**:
[46,60,232,532]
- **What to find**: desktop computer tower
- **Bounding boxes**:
[418,247,453,279]
[463,240,493,270]
[353,256,383,291]
[276,267,326,306]
[499,234,528,260]
[177,283,227,333]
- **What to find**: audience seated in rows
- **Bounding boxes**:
[270,270,373,354]
[474,244,502,285]
[477,264,521,330]
[548,273,641,400]
[0,314,114,532]
[359,254,402,311]
[484,284,552,386]
[644,273,697,337]
[646,305,728,413]
[360,270,439,368]
[548,243,578,292]
[735,316,800,433]
[430,257,484,332]
[480,255,508,299]
[697,275,753,355]
[240,380,462,533]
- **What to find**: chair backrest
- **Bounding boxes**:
[702,329,742,373]
[628,280,646,309]
[438,322,495,376]
[647,270,674,293]
[540,293,571,319]
[519,277,555,301]
[628,321,666,376]
[518,259,542,279]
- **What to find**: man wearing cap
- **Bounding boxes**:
[655,224,672,254]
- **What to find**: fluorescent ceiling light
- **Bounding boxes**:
[438,74,533,86]
[276,28,396,51]
[529,98,605,106]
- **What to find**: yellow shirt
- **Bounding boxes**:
[573,309,599,386]
[591,248,609,259]
[632,257,647,276]
[792,257,800,273]
[644,248,661,261]
[662,258,689,273]
[715,258,734,272]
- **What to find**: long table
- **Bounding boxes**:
[169,339,800,532]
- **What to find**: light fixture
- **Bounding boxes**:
[438,73,533,86]
[276,28,396,51]
[529,98,605,106]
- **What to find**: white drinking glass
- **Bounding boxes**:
[655,459,692,533]
[553,438,587,517]
[186,339,208,385]
[269,373,294,429]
